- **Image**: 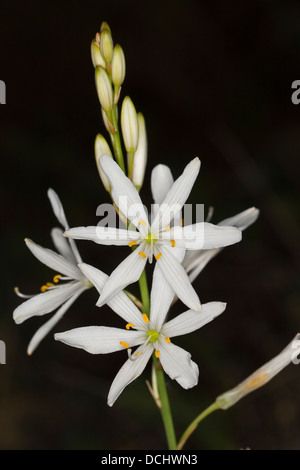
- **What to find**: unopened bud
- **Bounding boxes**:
[95,66,113,112]
[91,37,106,68]
[111,44,126,87]
[121,96,139,153]
[94,134,113,191]
[100,21,111,33]
[100,29,114,64]
[131,113,147,190]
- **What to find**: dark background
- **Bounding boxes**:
[1,0,300,450]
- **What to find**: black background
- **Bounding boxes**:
[1,0,300,450]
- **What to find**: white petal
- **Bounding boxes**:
[158,340,199,389]
[167,222,242,250]
[151,164,174,205]
[25,238,82,280]
[183,249,220,283]
[151,158,200,233]
[13,281,82,324]
[97,242,149,307]
[51,228,77,264]
[27,288,85,355]
[162,301,227,338]
[107,343,153,406]
[48,188,69,230]
[65,226,141,246]
[149,264,176,331]
[79,263,146,330]
[155,245,201,311]
[99,155,149,233]
[55,326,145,354]
[219,207,260,231]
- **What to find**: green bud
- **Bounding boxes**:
[94,134,113,191]
[131,113,147,190]
[100,21,111,33]
[91,37,106,68]
[95,66,113,112]
[100,29,114,64]
[121,96,139,153]
[111,44,126,87]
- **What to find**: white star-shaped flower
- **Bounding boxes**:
[13,189,92,355]
[55,261,227,407]
[65,155,242,311]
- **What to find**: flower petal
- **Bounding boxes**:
[158,340,199,389]
[97,242,149,307]
[151,158,200,233]
[13,281,82,324]
[25,238,82,280]
[162,301,227,338]
[154,245,201,311]
[27,288,85,355]
[99,155,149,233]
[51,228,77,264]
[55,326,145,354]
[64,226,141,246]
[79,263,146,330]
[219,207,260,231]
[182,249,220,283]
[151,164,174,205]
[107,343,153,406]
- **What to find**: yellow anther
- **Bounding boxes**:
[126,323,135,330]
[138,220,146,226]
[46,282,54,287]
[40,285,48,292]
[170,239,176,247]
[155,350,160,358]
[120,341,130,349]
[165,337,171,343]
[246,373,267,389]
[142,313,149,324]
[53,274,62,283]
[138,251,146,259]
[128,240,137,247]
[165,225,170,232]
[135,351,139,357]
[155,253,162,260]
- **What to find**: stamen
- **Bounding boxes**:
[138,251,146,259]
[155,253,162,260]
[120,341,129,349]
[128,240,137,247]
[14,287,34,299]
[155,350,160,358]
[142,313,149,324]
[40,285,48,292]
[46,282,54,288]
[53,274,62,283]
[126,323,135,330]
[165,337,171,343]
[165,225,170,232]
[138,220,146,226]
[170,239,176,247]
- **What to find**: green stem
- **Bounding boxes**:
[177,401,220,450]
[138,268,150,315]
[109,106,125,172]
[154,355,177,450]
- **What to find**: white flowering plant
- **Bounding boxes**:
[13,21,300,450]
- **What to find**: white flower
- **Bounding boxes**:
[55,261,227,407]
[65,155,242,311]
[13,189,92,355]
[151,163,259,283]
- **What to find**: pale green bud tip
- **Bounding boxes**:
[95,66,113,112]
[121,96,139,153]
[94,134,113,191]
[100,29,114,64]
[111,44,126,87]
[100,21,111,33]
[91,37,106,68]
[132,113,147,189]
[216,332,300,410]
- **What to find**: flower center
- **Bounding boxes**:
[147,329,159,343]
[145,232,156,244]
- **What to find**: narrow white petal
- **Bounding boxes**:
[167,222,242,250]
[47,188,69,230]
[155,245,201,311]
[97,242,149,307]
[27,288,85,355]
[51,228,77,264]
[99,155,149,233]
[13,281,82,324]
[219,207,260,231]
[183,249,220,283]
[79,263,146,330]
[162,301,227,338]
[65,226,141,246]
[151,158,200,232]
[151,164,174,205]
[158,340,199,389]
[150,264,176,331]
[25,238,82,280]
[55,326,145,354]
[107,343,153,406]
